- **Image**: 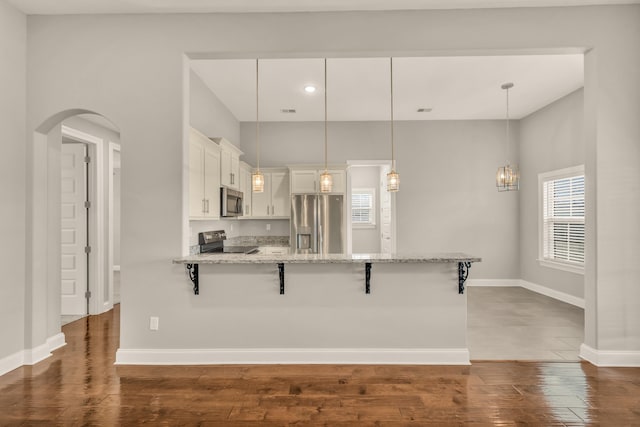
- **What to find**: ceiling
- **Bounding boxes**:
[190,55,584,122]
[7,0,640,14]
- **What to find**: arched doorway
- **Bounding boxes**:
[25,109,120,363]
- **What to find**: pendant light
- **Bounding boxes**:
[252,59,264,193]
[387,57,400,192]
[496,82,519,192]
[319,58,332,193]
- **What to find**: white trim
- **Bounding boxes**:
[520,279,585,308]
[108,142,121,312]
[47,332,67,352]
[0,350,25,376]
[538,164,585,272]
[538,258,584,275]
[580,344,640,367]
[0,333,67,375]
[115,348,470,365]
[467,279,520,287]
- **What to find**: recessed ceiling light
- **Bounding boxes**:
[304,85,317,93]
[417,108,433,113]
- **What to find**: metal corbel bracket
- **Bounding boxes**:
[186,263,199,295]
[365,262,372,294]
[278,263,285,295]
[458,262,471,294]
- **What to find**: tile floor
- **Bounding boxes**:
[467,286,584,361]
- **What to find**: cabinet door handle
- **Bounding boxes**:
[205,199,209,213]
[202,199,206,214]
[266,206,269,216]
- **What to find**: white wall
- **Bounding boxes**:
[190,70,240,146]
[0,1,26,365]
[520,89,585,298]
[23,6,640,360]
[350,166,381,253]
[241,120,519,279]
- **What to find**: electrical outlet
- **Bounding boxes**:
[149,316,159,331]
[230,224,234,232]
[266,223,271,231]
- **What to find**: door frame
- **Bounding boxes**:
[108,142,121,307]
[346,160,397,254]
[61,125,108,315]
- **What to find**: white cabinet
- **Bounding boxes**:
[251,169,290,218]
[239,161,253,218]
[212,137,243,190]
[189,128,221,219]
[290,168,346,194]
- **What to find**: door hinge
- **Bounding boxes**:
[84,200,91,209]
[85,291,92,299]
[84,155,91,163]
[84,246,91,254]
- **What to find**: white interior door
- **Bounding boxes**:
[61,143,88,315]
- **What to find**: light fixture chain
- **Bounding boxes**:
[390,57,395,168]
[324,58,328,171]
[505,84,509,164]
[256,59,260,171]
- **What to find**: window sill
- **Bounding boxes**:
[353,224,376,229]
[538,259,584,275]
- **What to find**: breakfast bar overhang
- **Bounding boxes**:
[127,253,481,365]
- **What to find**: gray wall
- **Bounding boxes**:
[190,70,240,146]
[0,1,26,364]
[21,6,640,357]
[520,89,585,298]
[241,120,520,279]
[350,166,381,253]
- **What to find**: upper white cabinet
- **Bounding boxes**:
[290,167,346,194]
[251,168,290,218]
[189,128,221,220]
[238,161,253,218]
[212,137,243,190]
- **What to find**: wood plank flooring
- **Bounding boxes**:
[1,305,639,426]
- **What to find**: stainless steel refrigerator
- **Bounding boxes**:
[291,194,345,254]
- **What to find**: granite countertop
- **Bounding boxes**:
[224,235,290,249]
[173,252,481,265]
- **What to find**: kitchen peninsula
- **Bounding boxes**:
[167,252,481,365]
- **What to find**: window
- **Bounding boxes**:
[352,188,376,227]
[539,165,585,274]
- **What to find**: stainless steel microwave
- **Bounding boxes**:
[221,187,243,217]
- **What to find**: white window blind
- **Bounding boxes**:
[352,189,375,226]
[541,170,585,269]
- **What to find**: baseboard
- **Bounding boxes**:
[580,344,640,367]
[0,349,25,376]
[115,348,471,366]
[519,280,585,308]
[0,333,67,376]
[47,333,67,352]
[467,279,520,287]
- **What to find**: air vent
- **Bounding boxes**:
[417,108,433,113]
[280,109,296,114]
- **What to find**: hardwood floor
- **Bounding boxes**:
[1,306,639,426]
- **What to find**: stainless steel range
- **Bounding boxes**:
[198,230,258,254]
